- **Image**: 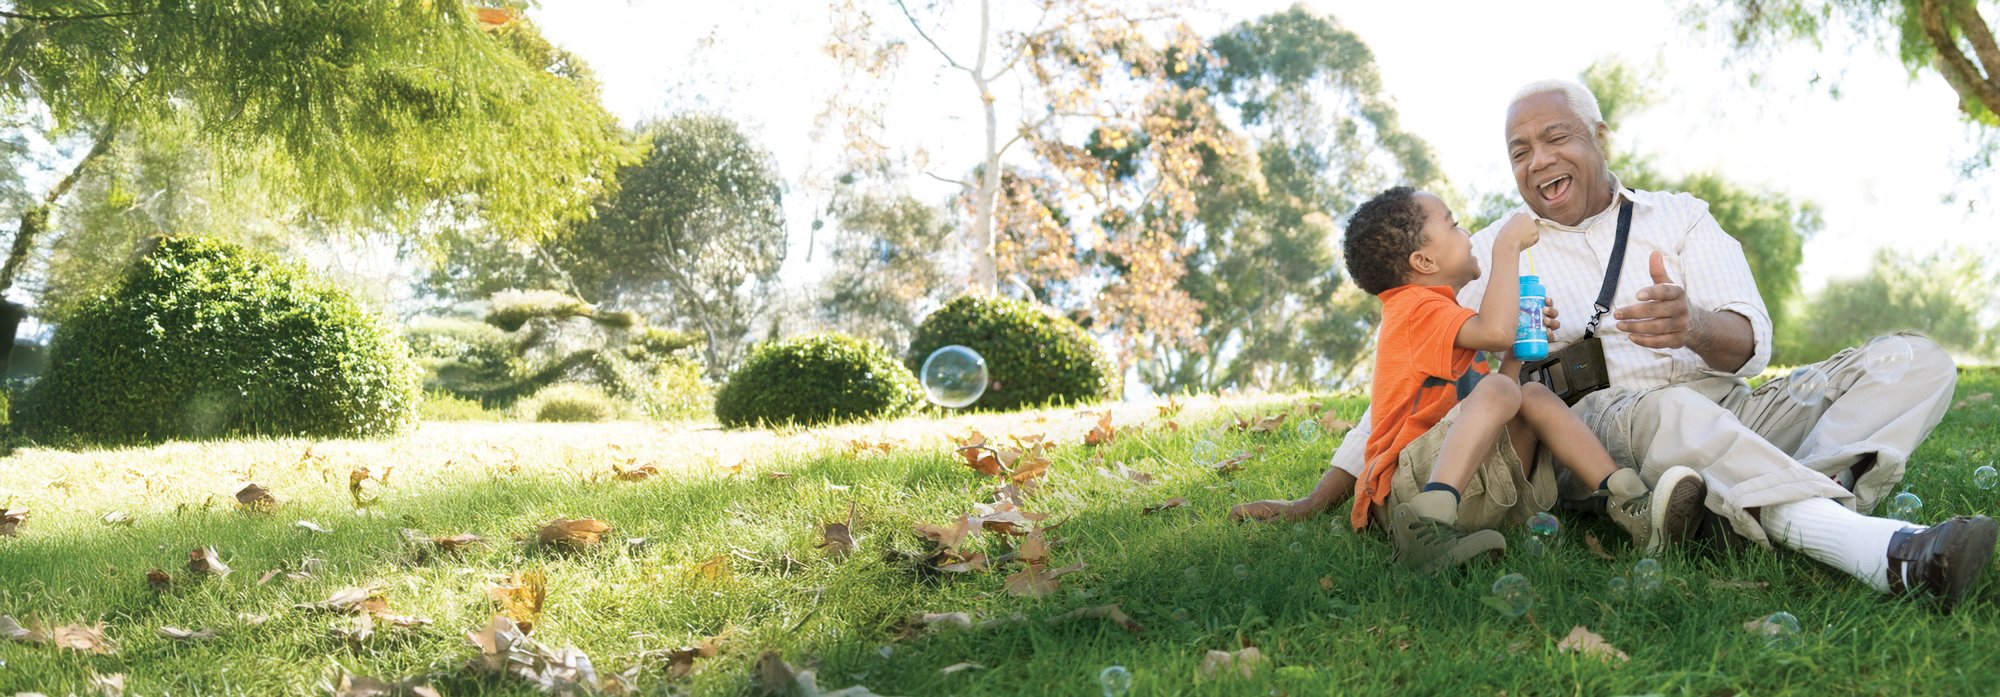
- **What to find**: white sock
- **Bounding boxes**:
[1759,497,1913,593]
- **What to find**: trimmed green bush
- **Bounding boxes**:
[634,352,713,422]
[417,390,500,422]
[714,333,921,428]
[906,294,1117,411]
[17,236,421,444]
[517,382,620,422]
[405,317,520,397]
[487,289,595,332]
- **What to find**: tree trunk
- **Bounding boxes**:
[0,122,120,362]
[966,0,1001,292]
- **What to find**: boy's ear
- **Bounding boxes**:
[1407,248,1438,277]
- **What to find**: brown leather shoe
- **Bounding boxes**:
[1886,515,1998,614]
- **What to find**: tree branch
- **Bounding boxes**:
[1921,0,2000,119]
[922,170,972,189]
[1949,0,2000,91]
[0,9,148,22]
[892,0,969,73]
[0,117,122,292]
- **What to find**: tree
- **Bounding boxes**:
[1780,247,1997,363]
[0,2,632,309]
[1686,0,2000,172]
[818,184,954,350]
[551,115,788,376]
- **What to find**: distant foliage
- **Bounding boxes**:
[714,334,922,428]
[518,382,621,423]
[417,390,499,422]
[17,237,420,443]
[487,289,596,332]
[907,294,1117,411]
[1778,248,1998,364]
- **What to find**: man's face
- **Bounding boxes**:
[1413,192,1480,289]
[1506,91,1611,226]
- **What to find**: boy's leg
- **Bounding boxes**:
[1428,377,1521,493]
[1379,402,1508,573]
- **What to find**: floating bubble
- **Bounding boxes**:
[1526,512,1561,537]
[920,345,989,409]
[1232,564,1250,580]
[1288,541,1305,554]
[1170,608,1191,623]
[1607,575,1629,595]
[1291,522,1308,536]
[1974,465,1998,491]
[1632,558,1662,593]
[1886,491,1923,521]
[1785,366,1830,407]
[1184,566,1201,582]
[1752,611,1802,650]
[1099,665,1132,697]
[1295,420,1322,443]
[1519,536,1547,557]
[1191,440,1219,465]
[1862,336,1914,382]
[1490,573,1533,617]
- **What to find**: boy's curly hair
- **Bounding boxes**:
[1342,186,1430,296]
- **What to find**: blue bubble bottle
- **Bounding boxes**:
[1515,275,1549,361]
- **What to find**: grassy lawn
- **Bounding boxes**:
[3,371,1998,695]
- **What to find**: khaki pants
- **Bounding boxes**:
[1375,400,1560,533]
[1560,332,1957,546]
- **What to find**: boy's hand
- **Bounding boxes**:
[1496,212,1540,251]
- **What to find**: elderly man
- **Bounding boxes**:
[1238,78,1994,612]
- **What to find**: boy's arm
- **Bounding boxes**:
[1456,214,1537,353]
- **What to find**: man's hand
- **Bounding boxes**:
[1542,299,1560,333]
[1612,251,1697,349]
[1230,499,1317,523]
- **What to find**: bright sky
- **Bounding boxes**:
[529,0,2000,298]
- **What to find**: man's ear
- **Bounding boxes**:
[1593,121,1611,152]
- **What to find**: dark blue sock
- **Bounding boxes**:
[1597,473,1614,492]
[1421,482,1462,503]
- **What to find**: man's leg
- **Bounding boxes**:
[1723,332,1957,513]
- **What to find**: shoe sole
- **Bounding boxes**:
[1647,466,1707,554]
[1938,515,1998,614]
[1419,529,1508,575]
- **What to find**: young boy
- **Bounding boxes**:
[1331,186,1706,572]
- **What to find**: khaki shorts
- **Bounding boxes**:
[1373,401,1559,533]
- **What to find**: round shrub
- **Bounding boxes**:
[714,333,921,428]
[907,294,1117,411]
[517,382,620,422]
[17,236,421,444]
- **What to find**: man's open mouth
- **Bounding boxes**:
[1538,174,1571,203]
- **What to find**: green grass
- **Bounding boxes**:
[3,372,1999,695]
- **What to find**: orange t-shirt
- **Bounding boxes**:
[1350,284,1488,530]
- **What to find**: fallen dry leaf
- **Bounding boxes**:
[1084,411,1117,446]
[846,436,903,455]
[1233,413,1287,434]
[49,622,117,654]
[954,432,1007,477]
[1142,497,1189,515]
[100,511,134,527]
[1002,561,1086,598]
[1320,576,1335,591]
[1008,447,1053,484]
[187,547,231,577]
[327,667,441,697]
[157,626,218,641]
[235,483,277,511]
[818,502,859,558]
[295,520,332,534]
[1199,646,1266,680]
[537,517,612,550]
[145,569,173,592]
[691,553,732,583]
[612,463,659,482]
[940,661,986,675]
[89,672,126,696]
[1,506,26,537]
[1048,603,1144,634]
[1318,413,1356,433]
[296,586,387,615]
[644,632,725,680]
[1212,451,1255,475]
[1157,396,1185,417]
[755,650,797,696]
[914,516,975,551]
[1583,532,1616,561]
[2,614,44,643]
[349,467,393,508]
[1557,625,1629,665]
[434,533,483,553]
[488,569,547,632]
[909,612,974,632]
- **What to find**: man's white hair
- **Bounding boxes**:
[1511,79,1605,127]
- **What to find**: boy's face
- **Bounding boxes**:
[1412,192,1480,289]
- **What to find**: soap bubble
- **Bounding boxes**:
[1191,440,1219,465]
[1170,608,1191,623]
[1295,421,1322,443]
[1886,491,1923,521]
[1288,541,1305,554]
[1607,575,1629,595]
[1490,573,1533,617]
[1184,566,1201,582]
[1785,366,1830,407]
[1232,564,1250,580]
[1526,512,1561,537]
[1862,336,1914,382]
[1519,536,1547,557]
[1632,558,1662,593]
[920,345,988,408]
[1751,611,1802,650]
[1973,465,1997,491]
[1099,665,1132,696]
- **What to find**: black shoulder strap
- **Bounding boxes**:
[1583,199,1634,339]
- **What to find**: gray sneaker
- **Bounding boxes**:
[1387,502,1506,574]
[1606,466,1706,554]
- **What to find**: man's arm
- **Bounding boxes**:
[1230,404,1370,522]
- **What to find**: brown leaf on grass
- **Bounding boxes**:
[1232,413,1287,434]
[1583,532,1616,561]
[328,668,441,697]
[89,672,126,696]
[1318,413,1356,433]
[1157,396,1185,417]
[1211,451,1255,475]
[645,633,725,680]
[612,464,660,482]
[295,520,332,534]
[1003,561,1086,597]
[954,431,1007,477]
[187,546,231,577]
[467,615,531,674]
[754,650,797,696]
[296,586,387,615]
[928,550,989,574]
[972,506,1043,536]
[845,436,903,455]
[1008,447,1053,484]
[1320,576,1335,591]
[434,533,483,553]
[349,467,392,508]
[488,569,546,632]
[908,612,974,632]
[915,515,975,550]
[1142,497,1189,515]
[1710,579,1770,590]
[1014,529,1052,565]
[1084,411,1117,446]
[537,518,612,550]
[1,615,44,643]
[763,471,793,481]
[1,506,27,536]
[49,622,117,654]
[235,483,277,511]
[372,612,433,629]
[818,502,859,558]
[1048,603,1144,634]
[940,661,986,675]
[145,569,173,592]
[158,626,218,641]
[100,510,134,527]
[691,553,732,583]
[1199,646,1266,680]
[1557,625,1629,665]
[1097,462,1156,485]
